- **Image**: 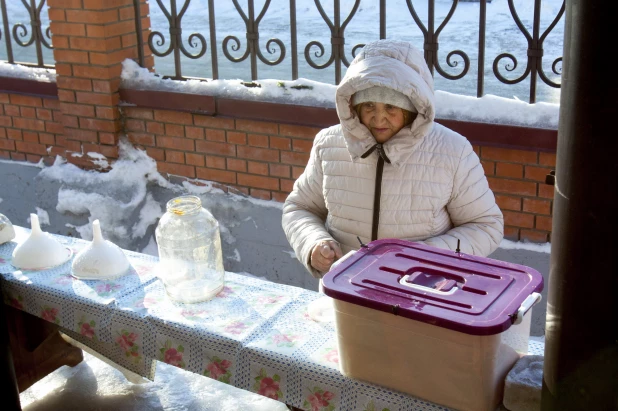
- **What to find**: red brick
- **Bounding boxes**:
[536,215,553,231]
[4,106,20,116]
[49,22,86,37]
[99,132,118,145]
[66,128,98,142]
[480,160,494,176]
[46,122,65,135]
[66,9,119,24]
[472,145,480,156]
[496,194,521,211]
[125,119,145,132]
[73,65,122,80]
[186,153,205,167]
[226,131,246,145]
[128,132,155,146]
[36,109,54,121]
[26,154,42,163]
[481,147,537,164]
[47,0,84,8]
[97,144,119,159]
[123,107,153,120]
[270,164,290,178]
[76,92,118,106]
[165,123,185,137]
[96,106,120,120]
[14,117,46,132]
[525,166,552,182]
[15,141,47,155]
[146,147,164,161]
[57,89,76,102]
[227,158,246,172]
[279,124,321,139]
[55,63,72,76]
[0,94,8,104]
[292,139,313,153]
[236,119,278,135]
[10,152,26,161]
[166,150,185,164]
[47,9,66,22]
[20,107,36,118]
[496,163,523,178]
[7,129,23,140]
[93,78,121,93]
[280,178,295,192]
[281,151,309,166]
[154,110,193,125]
[523,198,551,215]
[0,127,5,138]
[23,131,39,143]
[487,177,537,197]
[503,226,520,241]
[193,116,234,129]
[54,49,89,64]
[185,126,204,140]
[237,173,279,190]
[39,133,56,145]
[82,0,133,9]
[539,152,556,167]
[272,192,289,202]
[0,139,15,150]
[270,136,291,150]
[520,230,549,243]
[538,184,554,199]
[80,118,120,132]
[156,136,194,151]
[248,133,269,147]
[503,210,534,229]
[0,150,11,159]
[146,121,165,134]
[104,20,135,37]
[60,102,95,117]
[237,146,279,162]
[248,161,269,175]
[205,156,226,170]
[195,141,236,156]
[205,129,226,142]
[249,189,271,200]
[0,116,11,128]
[196,167,236,184]
[10,95,43,107]
[158,162,195,178]
[62,115,79,128]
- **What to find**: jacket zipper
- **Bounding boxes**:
[361,143,391,241]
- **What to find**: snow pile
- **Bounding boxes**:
[0,61,56,82]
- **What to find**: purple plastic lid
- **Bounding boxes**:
[322,239,544,336]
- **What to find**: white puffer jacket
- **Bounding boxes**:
[283,40,504,277]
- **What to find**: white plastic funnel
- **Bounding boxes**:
[0,213,15,244]
[71,219,130,280]
[12,214,72,270]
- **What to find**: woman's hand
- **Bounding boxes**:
[310,240,343,274]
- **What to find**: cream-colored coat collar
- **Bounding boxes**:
[335,40,436,167]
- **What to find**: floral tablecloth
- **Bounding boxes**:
[0,226,544,411]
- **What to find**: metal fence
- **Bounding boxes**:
[0,0,565,104]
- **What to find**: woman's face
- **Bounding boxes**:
[358,102,407,143]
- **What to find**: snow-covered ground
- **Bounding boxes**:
[0,0,565,104]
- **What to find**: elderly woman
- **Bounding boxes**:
[282,40,504,277]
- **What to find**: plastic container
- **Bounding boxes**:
[12,213,72,270]
[71,219,131,280]
[155,195,224,303]
[322,239,543,411]
[0,213,16,244]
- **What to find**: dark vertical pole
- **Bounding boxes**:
[0,286,21,410]
[132,0,145,67]
[541,0,618,409]
[208,0,218,79]
[477,0,486,98]
[290,0,298,80]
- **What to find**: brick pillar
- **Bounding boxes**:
[48,0,152,168]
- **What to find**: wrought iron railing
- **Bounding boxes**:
[0,0,53,68]
[0,0,565,104]
[137,0,565,104]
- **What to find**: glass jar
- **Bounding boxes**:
[155,195,225,303]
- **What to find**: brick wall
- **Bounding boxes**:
[0,93,63,163]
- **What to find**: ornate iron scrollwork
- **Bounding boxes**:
[304,0,363,84]
[492,0,565,102]
[148,0,207,79]
[222,0,286,80]
[4,0,52,67]
[406,0,470,80]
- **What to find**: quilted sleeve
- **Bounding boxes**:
[422,141,504,256]
[282,131,336,277]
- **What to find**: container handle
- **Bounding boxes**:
[398,275,459,295]
[513,292,542,324]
